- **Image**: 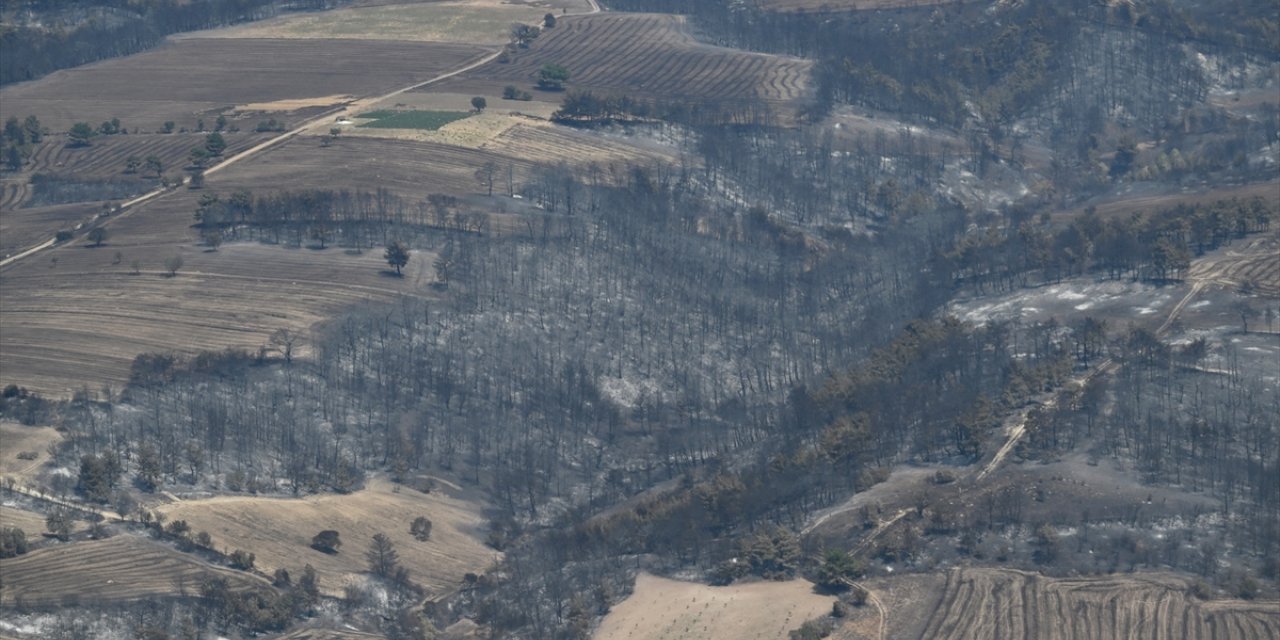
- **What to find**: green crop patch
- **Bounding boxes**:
[357,110,472,130]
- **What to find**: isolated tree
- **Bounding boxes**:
[189,169,205,189]
[298,564,321,606]
[269,328,300,364]
[145,155,163,178]
[125,155,141,174]
[410,516,433,541]
[229,549,256,570]
[68,122,96,147]
[537,63,570,90]
[272,568,291,588]
[511,23,540,47]
[311,530,341,553]
[543,12,557,28]
[87,227,108,247]
[475,161,497,196]
[201,227,223,251]
[215,115,227,131]
[471,96,487,112]
[815,548,864,591]
[3,117,23,145]
[366,532,399,578]
[164,254,184,277]
[205,132,227,156]
[22,115,41,143]
[384,240,410,275]
[162,121,175,134]
[189,146,210,168]
[136,443,163,490]
[46,509,73,541]
[0,527,28,558]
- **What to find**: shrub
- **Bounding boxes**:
[311,529,341,553]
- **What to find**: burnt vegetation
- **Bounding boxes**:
[2,0,1279,638]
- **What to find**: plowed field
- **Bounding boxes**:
[0,38,490,131]
[915,568,1280,640]
[430,13,811,113]
[0,534,269,609]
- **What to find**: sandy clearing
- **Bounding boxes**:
[237,94,355,112]
[594,572,836,640]
[0,423,62,485]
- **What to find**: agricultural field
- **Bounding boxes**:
[0,38,490,131]
[184,0,571,45]
[593,572,836,640]
[0,423,61,484]
[0,238,432,398]
[755,0,954,12]
[197,134,538,197]
[156,478,495,598]
[910,568,1280,640]
[0,505,55,540]
[0,534,270,609]
[0,132,270,255]
[429,13,813,113]
[357,110,473,130]
[275,627,386,640]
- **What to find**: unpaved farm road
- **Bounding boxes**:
[1,0,605,272]
[844,579,888,640]
[976,277,1210,481]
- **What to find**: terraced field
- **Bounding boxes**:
[916,568,1280,640]
[0,534,270,609]
[431,13,812,114]
[19,133,267,183]
[0,38,490,131]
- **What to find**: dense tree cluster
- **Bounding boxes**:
[943,198,1274,292]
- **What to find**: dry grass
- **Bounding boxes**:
[157,477,496,597]
[237,95,355,112]
[0,505,57,539]
[912,567,1280,640]
[184,0,550,45]
[0,38,490,131]
[0,533,270,609]
[0,423,62,484]
[593,572,836,640]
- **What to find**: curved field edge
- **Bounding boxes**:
[911,568,1280,640]
[0,534,270,609]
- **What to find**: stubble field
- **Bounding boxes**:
[183,0,557,45]
[156,478,496,598]
[593,572,836,640]
[0,38,490,131]
[0,534,270,609]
